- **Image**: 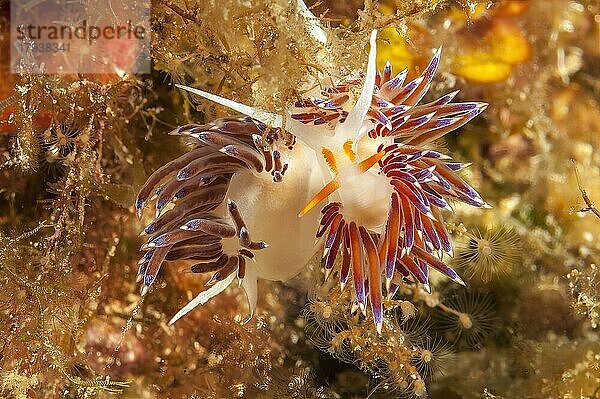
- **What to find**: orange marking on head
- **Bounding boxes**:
[298,179,341,217]
[357,150,386,172]
[343,140,356,162]
[299,148,387,218]
[321,147,338,174]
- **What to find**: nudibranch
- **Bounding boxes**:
[134,29,489,333]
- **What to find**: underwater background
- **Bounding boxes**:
[1,0,600,397]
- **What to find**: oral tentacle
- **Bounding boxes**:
[175,83,327,151]
[168,272,237,325]
[175,84,283,128]
[240,262,258,321]
[336,30,378,142]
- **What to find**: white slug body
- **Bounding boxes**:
[224,140,324,282]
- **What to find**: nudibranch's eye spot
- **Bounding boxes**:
[134,27,488,334]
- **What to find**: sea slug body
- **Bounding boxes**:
[135,26,489,333]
